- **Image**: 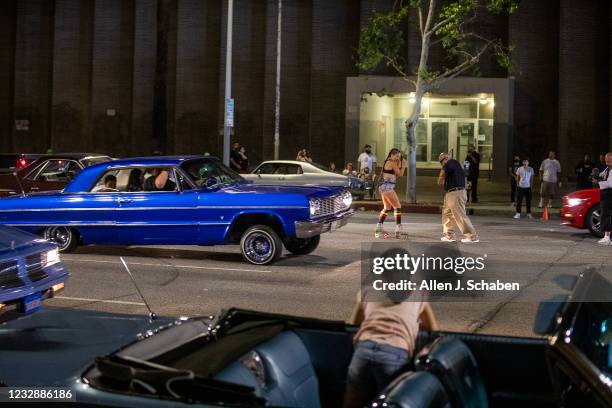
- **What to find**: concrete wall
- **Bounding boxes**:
[0,0,609,175]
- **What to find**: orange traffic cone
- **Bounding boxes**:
[541,206,549,221]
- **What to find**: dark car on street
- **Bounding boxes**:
[0,225,69,317]
[0,153,46,174]
[0,153,112,197]
[0,269,609,407]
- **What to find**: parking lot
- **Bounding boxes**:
[43,212,612,338]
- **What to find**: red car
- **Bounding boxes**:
[560,188,603,237]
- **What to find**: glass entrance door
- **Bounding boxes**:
[430,120,449,162]
[449,120,477,163]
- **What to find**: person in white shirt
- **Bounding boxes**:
[595,152,612,245]
[539,151,562,208]
[514,158,534,219]
[357,145,377,174]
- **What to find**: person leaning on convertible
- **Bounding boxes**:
[144,168,176,191]
[342,285,438,408]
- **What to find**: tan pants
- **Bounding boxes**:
[442,189,477,239]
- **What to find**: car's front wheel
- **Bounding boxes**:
[240,225,282,265]
[283,235,321,255]
[586,206,604,238]
[43,226,78,252]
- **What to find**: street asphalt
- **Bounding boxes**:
[46,211,612,338]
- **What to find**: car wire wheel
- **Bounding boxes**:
[240,225,282,265]
[587,207,604,238]
[43,226,78,252]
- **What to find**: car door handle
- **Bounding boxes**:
[118,198,133,204]
[30,186,39,191]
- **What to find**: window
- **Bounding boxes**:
[416,119,428,162]
[28,160,80,182]
[255,163,278,174]
[181,159,242,188]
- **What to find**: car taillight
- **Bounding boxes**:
[17,158,27,168]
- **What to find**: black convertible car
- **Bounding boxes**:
[0,270,610,407]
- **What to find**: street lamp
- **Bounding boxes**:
[223,0,234,167]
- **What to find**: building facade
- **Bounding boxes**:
[0,0,610,179]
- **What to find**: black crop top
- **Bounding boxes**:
[382,159,399,175]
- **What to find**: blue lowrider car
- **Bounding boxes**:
[0,156,353,265]
[0,225,68,316]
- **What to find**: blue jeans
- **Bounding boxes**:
[347,340,411,394]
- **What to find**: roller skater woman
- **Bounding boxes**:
[375,148,407,239]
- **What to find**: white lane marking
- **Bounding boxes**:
[54,296,146,306]
[61,257,273,273]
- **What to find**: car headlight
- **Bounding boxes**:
[567,198,588,207]
[43,248,60,267]
[342,191,352,208]
[309,199,321,216]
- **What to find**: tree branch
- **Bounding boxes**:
[431,40,494,87]
[418,6,424,37]
[423,0,436,35]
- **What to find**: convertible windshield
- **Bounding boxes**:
[181,158,243,188]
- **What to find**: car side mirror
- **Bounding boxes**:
[533,295,567,336]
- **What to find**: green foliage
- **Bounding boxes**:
[436,0,477,49]
[417,68,440,83]
[487,0,520,14]
[357,8,408,71]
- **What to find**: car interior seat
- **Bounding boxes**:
[415,336,488,408]
[371,371,451,408]
[215,330,321,408]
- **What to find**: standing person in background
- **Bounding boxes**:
[575,153,594,190]
[438,152,479,243]
[514,158,534,220]
[357,144,377,174]
[375,149,407,239]
[595,152,612,245]
[509,156,520,204]
[329,162,337,172]
[539,151,562,208]
[296,149,312,163]
[230,142,242,172]
[596,153,607,173]
[465,144,480,203]
[343,162,357,176]
[237,145,249,173]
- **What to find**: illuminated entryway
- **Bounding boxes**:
[359,94,495,170]
[345,76,513,179]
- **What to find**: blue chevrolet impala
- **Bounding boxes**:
[0,225,68,316]
[0,156,353,265]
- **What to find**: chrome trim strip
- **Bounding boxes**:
[294,209,354,238]
[0,205,306,212]
[5,222,231,227]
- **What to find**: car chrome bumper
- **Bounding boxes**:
[294,210,354,238]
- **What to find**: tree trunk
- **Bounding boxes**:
[405,88,423,203]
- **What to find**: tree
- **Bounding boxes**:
[357,0,518,203]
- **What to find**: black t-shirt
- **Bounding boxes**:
[230,149,241,171]
[443,159,466,191]
[465,151,480,177]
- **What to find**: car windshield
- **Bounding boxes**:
[181,158,243,188]
[82,156,112,167]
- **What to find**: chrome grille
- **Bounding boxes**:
[0,260,23,289]
[25,253,48,282]
[311,191,351,218]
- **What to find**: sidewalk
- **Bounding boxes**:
[351,176,573,219]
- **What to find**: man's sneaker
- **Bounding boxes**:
[513,213,521,219]
[461,236,480,243]
[440,236,456,242]
[526,214,533,219]
[597,236,611,245]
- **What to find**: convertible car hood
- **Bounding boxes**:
[0,226,49,255]
[0,309,174,386]
[220,181,342,198]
